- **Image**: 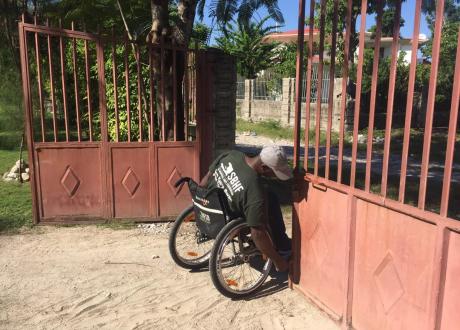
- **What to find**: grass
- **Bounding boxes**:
[236,118,342,146]
[0,131,23,150]
[0,149,33,233]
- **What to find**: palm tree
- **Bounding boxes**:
[216,16,280,79]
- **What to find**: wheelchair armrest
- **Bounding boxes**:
[204,187,225,198]
[174,177,191,188]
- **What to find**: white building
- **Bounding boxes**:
[264,29,429,64]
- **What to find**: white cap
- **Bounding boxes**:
[260,145,293,181]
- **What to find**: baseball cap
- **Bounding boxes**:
[259,145,293,181]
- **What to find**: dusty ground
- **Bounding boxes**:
[0,223,339,330]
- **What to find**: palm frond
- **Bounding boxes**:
[197,0,206,21]
[265,1,284,24]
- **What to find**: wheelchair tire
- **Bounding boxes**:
[169,205,214,269]
[209,218,272,299]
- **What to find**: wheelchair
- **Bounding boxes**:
[168,177,273,299]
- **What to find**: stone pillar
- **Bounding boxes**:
[281,78,294,126]
[198,48,237,175]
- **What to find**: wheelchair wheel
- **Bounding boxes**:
[209,218,272,299]
[169,205,214,269]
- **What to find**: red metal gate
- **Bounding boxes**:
[18,18,207,224]
[292,1,460,329]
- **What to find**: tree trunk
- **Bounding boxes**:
[150,0,197,141]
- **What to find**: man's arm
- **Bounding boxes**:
[199,171,211,187]
[250,226,288,272]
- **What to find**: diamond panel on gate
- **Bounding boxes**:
[60,166,81,197]
[374,252,405,314]
[167,167,182,197]
[122,168,140,197]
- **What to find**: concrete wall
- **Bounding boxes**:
[239,77,344,132]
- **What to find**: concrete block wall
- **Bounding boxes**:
[204,49,237,158]
[238,77,345,132]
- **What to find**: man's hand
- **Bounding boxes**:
[250,226,288,273]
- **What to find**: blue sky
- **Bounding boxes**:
[200,0,433,44]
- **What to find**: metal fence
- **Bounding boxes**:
[236,79,245,99]
[253,78,283,101]
[301,64,330,103]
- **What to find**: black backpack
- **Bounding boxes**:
[186,179,230,239]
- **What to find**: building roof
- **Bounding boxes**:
[264,28,428,46]
[263,27,320,44]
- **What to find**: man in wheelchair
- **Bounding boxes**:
[200,145,293,273]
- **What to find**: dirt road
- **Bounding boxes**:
[0,225,339,330]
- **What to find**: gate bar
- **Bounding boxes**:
[96,35,108,143]
[314,0,326,176]
[173,49,178,141]
[71,22,82,141]
[418,0,445,209]
[34,17,46,142]
[149,42,155,141]
[381,0,402,197]
[84,37,93,141]
[59,20,69,142]
[399,0,422,202]
[337,0,352,184]
[47,20,58,142]
[160,39,166,141]
[23,22,99,41]
[136,46,143,142]
[124,35,131,142]
[303,0,315,171]
[294,0,306,170]
[325,0,338,180]
[350,0,367,187]
[111,32,120,142]
[440,26,460,217]
[19,18,39,224]
[184,51,190,140]
[364,0,383,192]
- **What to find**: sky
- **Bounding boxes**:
[200,0,433,44]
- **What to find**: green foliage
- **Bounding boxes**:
[191,22,212,47]
[0,150,32,233]
[0,29,23,133]
[103,44,153,142]
[368,7,405,37]
[354,48,410,113]
[271,43,297,78]
[421,13,460,111]
[205,0,284,31]
[216,16,280,78]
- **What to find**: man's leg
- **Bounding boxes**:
[267,191,291,251]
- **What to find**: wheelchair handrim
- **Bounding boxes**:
[215,222,272,295]
[175,212,214,264]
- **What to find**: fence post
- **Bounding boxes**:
[332,77,343,132]
[281,78,293,126]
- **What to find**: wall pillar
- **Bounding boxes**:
[197,48,237,176]
[281,78,294,126]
